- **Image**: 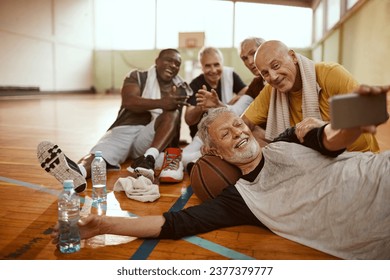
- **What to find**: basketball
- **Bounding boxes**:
[190,155,242,202]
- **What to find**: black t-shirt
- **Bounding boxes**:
[245,76,265,99]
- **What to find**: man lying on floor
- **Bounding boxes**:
[50,85,390,259]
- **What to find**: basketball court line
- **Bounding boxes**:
[130,186,195,260]
[183,236,255,260]
[0,176,255,260]
[131,186,255,260]
[0,176,61,196]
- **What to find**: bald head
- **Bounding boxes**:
[254,40,290,67]
[254,40,300,93]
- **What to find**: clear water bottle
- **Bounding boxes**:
[91,150,107,202]
[58,180,81,253]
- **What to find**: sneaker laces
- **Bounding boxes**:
[162,151,181,171]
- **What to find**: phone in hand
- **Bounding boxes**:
[329,92,388,129]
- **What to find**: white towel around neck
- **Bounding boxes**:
[265,54,322,141]
[220,66,234,104]
[141,65,191,120]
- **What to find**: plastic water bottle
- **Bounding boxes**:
[58,180,81,253]
[91,151,107,202]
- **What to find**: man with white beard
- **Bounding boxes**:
[50,91,390,259]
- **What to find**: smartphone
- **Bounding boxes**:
[329,93,388,129]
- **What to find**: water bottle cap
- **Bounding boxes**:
[95,151,102,157]
[63,180,74,189]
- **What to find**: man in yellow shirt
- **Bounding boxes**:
[242,40,379,152]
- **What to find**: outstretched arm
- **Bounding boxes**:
[51,215,165,244]
[322,125,366,151]
[294,117,365,152]
[51,187,262,244]
[292,118,382,154]
[295,84,389,150]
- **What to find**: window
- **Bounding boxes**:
[95,0,313,50]
[94,0,155,50]
[156,0,233,48]
[234,2,312,48]
[347,0,359,9]
[314,1,324,42]
[326,0,341,30]
[313,0,364,44]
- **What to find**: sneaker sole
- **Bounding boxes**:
[159,176,183,183]
[37,141,86,193]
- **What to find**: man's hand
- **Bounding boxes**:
[295,117,328,142]
[196,85,225,109]
[50,214,103,246]
[354,84,390,96]
[161,85,189,111]
[350,84,390,133]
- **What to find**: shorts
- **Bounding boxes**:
[89,120,156,168]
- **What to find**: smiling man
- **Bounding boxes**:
[242,40,380,153]
[182,46,248,171]
[50,102,390,259]
[185,46,248,139]
[37,48,192,189]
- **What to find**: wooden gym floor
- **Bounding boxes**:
[0,92,389,260]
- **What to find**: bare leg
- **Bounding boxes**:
[78,110,181,179]
[130,110,182,182]
[151,110,181,152]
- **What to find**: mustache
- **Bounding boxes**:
[234,134,249,148]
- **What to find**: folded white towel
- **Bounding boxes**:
[113,176,160,202]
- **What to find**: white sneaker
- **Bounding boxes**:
[159,148,184,183]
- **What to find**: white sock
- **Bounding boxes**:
[155,152,165,170]
[78,164,87,178]
[144,147,159,160]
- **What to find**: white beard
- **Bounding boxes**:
[225,138,260,165]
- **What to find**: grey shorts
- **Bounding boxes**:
[89,120,155,168]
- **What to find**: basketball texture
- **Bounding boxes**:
[190,155,242,202]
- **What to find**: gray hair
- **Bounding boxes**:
[239,37,266,52]
[197,107,233,148]
[198,46,224,64]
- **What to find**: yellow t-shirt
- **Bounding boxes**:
[244,62,379,152]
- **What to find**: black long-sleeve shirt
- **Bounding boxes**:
[158,125,345,239]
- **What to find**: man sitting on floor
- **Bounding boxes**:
[37,48,192,192]
[50,85,390,259]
